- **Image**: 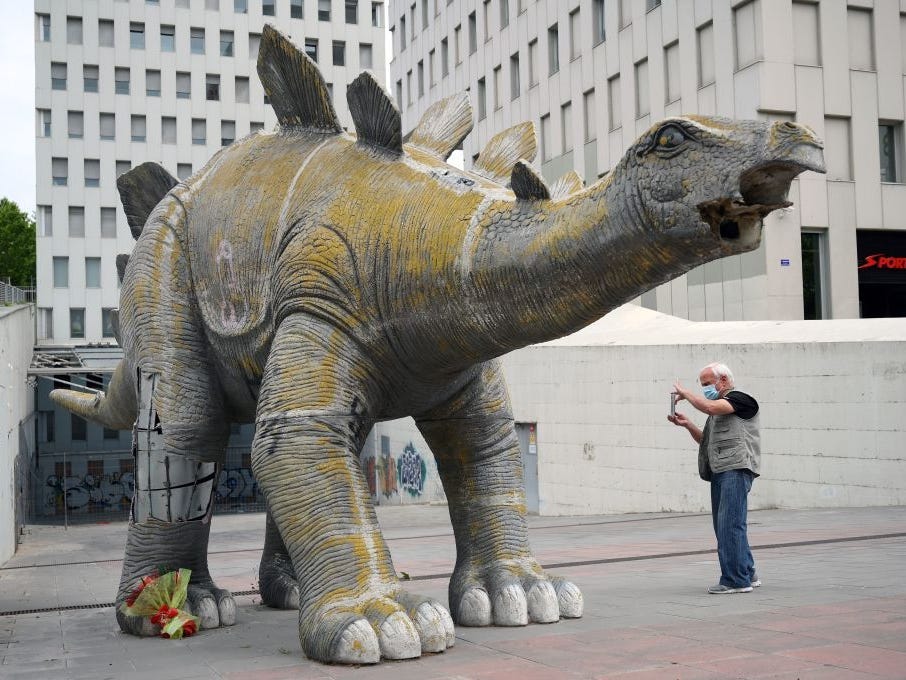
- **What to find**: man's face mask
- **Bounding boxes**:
[702,384,720,400]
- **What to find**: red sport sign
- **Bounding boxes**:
[858,254,906,270]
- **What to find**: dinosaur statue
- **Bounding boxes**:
[51,25,825,665]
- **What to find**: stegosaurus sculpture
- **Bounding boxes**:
[52,25,824,664]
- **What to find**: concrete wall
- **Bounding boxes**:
[501,307,906,515]
[0,306,36,564]
[361,418,446,506]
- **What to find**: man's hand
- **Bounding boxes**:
[667,412,691,427]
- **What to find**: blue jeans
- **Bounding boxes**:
[710,469,756,588]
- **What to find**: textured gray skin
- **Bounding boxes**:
[50,27,825,665]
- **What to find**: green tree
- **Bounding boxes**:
[0,198,36,287]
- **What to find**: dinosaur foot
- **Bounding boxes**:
[259,550,299,609]
[451,560,583,626]
[116,518,237,636]
[301,590,455,664]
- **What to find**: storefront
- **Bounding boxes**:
[857,230,906,318]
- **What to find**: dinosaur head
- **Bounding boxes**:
[613,115,825,255]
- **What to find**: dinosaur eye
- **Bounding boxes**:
[655,125,688,150]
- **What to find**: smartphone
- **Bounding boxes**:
[669,392,677,417]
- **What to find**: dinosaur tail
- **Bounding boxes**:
[50,360,137,430]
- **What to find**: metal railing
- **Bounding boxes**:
[0,280,35,305]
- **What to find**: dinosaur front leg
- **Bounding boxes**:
[416,360,583,627]
[252,315,453,663]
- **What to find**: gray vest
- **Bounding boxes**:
[698,407,761,481]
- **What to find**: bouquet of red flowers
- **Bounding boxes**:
[120,568,200,639]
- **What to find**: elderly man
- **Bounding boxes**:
[669,362,761,594]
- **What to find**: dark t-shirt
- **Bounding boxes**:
[725,390,759,420]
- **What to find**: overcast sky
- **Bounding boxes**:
[0,3,36,215]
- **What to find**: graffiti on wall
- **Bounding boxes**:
[44,472,135,513]
[397,443,427,497]
[379,451,398,498]
[214,466,261,502]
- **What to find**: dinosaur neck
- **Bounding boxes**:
[460,172,702,359]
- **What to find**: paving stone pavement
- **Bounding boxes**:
[1,505,904,679]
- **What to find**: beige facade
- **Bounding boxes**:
[389,0,906,322]
[34,0,387,344]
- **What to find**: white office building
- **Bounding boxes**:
[34,0,388,343]
[389,0,906,321]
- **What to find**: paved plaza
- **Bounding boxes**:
[1,505,905,679]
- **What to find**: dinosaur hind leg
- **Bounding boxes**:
[258,509,299,609]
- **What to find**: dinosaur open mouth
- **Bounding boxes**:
[696,161,808,248]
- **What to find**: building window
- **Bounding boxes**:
[177,163,193,179]
[67,16,82,45]
[37,13,51,41]
[423,0,430,30]
[410,4,416,41]
[114,67,130,95]
[191,27,205,54]
[583,88,596,142]
[51,62,67,90]
[38,109,51,137]
[824,117,851,181]
[263,0,275,16]
[492,65,501,109]
[635,59,649,118]
[454,24,461,64]
[176,72,191,98]
[441,37,449,75]
[192,119,206,145]
[131,115,146,142]
[71,412,87,438]
[697,21,715,86]
[548,24,559,75]
[161,24,175,51]
[500,0,509,29]
[250,32,261,58]
[593,0,605,44]
[792,1,820,66]
[85,257,101,288]
[418,60,424,96]
[483,0,491,41]
[206,74,220,100]
[146,69,161,96]
[101,207,117,237]
[221,120,235,146]
[401,15,407,50]
[407,69,412,105]
[299,38,315,62]
[85,159,100,187]
[218,30,234,57]
[68,110,84,139]
[561,101,573,153]
[646,0,661,9]
[38,205,53,236]
[38,312,53,342]
[619,0,631,28]
[99,19,114,47]
[569,9,581,61]
[801,231,826,320]
[879,123,902,183]
[510,52,520,100]
[206,0,219,10]
[372,2,384,27]
[319,0,331,21]
[540,113,551,161]
[664,41,680,103]
[130,22,145,49]
[83,65,99,93]
[235,0,248,13]
[848,8,874,71]
[528,39,538,87]
[333,41,346,66]
[468,11,477,54]
[102,309,117,338]
[162,116,177,144]
[733,1,762,70]
[235,76,250,103]
[69,207,85,237]
[52,157,68,186]
[345,0,357,23]
[99,112,115,140]
[53,257,69,288]
[608,75,621,129]
[116,160,131,178]
[361,43,373,69]
[477,77,486,120]
[395,79,403,110]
